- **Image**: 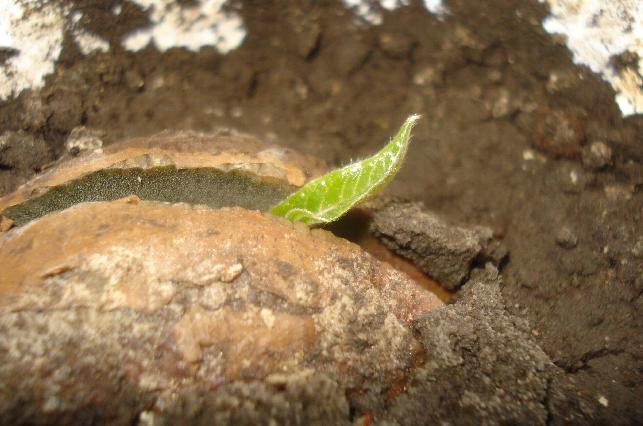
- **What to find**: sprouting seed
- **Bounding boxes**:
[271,114,420,226]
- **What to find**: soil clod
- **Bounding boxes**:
[369,201,497,291]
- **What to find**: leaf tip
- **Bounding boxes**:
[401,114,421,137]
[271,114,422,226]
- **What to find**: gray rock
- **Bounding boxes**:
[64,127,104,155]
[369,201,495,290]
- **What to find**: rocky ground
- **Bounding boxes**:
[0,0,641,424]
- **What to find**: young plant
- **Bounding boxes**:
[271,114,420,226]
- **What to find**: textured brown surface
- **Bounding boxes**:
[1,0,641,423]
[0,200,443,422]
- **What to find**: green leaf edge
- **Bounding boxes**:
[270,114,420,226]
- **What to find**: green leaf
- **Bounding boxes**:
[270,114,420,226]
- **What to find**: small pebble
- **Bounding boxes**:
[413,66,443,86]
[582,141,612,171]
[556,227,578,249]
[487,69,503,83]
